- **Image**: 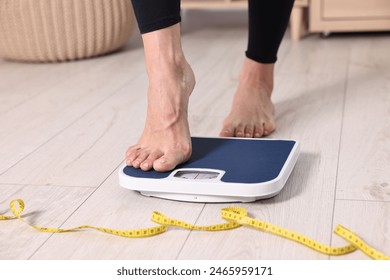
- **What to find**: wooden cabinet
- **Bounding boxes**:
[291,0,390,40]
[310,0,390,33]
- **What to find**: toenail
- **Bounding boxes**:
[255,133,261,137]
[160,159,167,164]
[245,133,251,137]
[143,162,149,168]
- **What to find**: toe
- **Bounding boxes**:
[132,151,150,168]
[140,161,152,171]
[254,124,264,138]
[263,120,276,136]
[140,152,163,171]
[234,123,245,137]
[244,125,255,138]
[126,145,140,157]
[153,156,176,172]
[219,124,235,138]
[126,150,141,166]
[234,124,245,138]
[153,151,188,172]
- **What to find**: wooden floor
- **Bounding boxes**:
[1,11,390,260]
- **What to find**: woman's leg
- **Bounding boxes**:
[126,1,195,172]
[220,0,295,138]
[131,0,181,34]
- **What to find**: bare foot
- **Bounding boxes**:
[125,24,195,172]
[220,59,276,138]
[126,62,195,172]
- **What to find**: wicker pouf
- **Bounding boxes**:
[0,0,135,62]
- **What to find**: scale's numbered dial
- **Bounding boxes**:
[174,171,219,180]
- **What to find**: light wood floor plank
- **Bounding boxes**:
[0,44,144,114]
[0,77,147,187]
[336,35,390,201]
[0,49,146,175]
[330,200,390,259]
[0,184,94,259]
[0,60,98,116]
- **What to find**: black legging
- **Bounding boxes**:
[131,0,294,64]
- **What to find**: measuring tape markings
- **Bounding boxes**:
[334,225,389,260]
[152,211,241,231]
[1,198,389,260]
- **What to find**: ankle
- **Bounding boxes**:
[142,23,187,75]
[147,54,188,80]
[239,59,274,93]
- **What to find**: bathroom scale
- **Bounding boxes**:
[119,137,300,203]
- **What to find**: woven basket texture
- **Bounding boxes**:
[0,0,135,62]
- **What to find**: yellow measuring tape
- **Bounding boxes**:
[1,198,389,260]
